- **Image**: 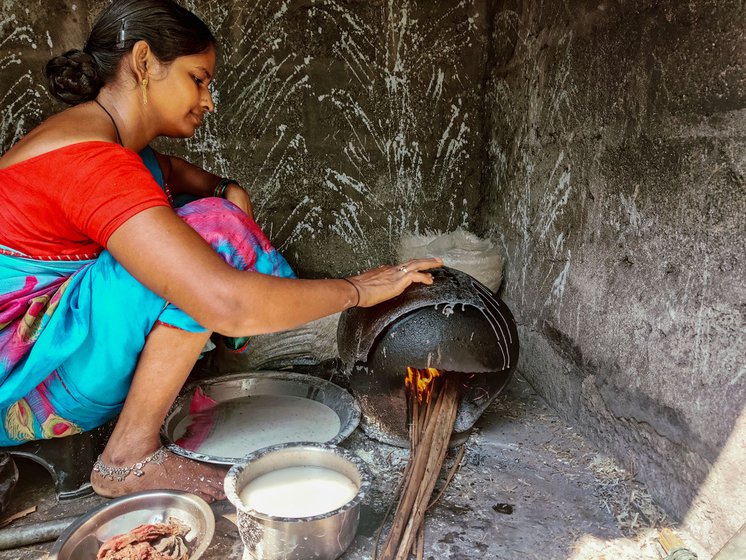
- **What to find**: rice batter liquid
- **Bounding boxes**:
[239,466,357,517]
[174,395,341,458]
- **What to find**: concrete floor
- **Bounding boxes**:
[0,375,708,560]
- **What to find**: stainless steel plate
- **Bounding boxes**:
[161,371,360,465]
[49,490,214,560]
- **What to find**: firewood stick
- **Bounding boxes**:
[428,444,466,510]
[381,463,419,560]
[396,420,453,558]
[417,397,426,443]
[402,398,455,547]
[380,447,430,560]
[419,373,436,431]
[410,459,428,560]
[416,525,425,560]
[404,384,443,486]
[383,375,462,560]
[375,389,421,560]
[373,452,415,560]
[409,397,415,450]
[402,382,459,553]
[395,380,460,559]
[410,454,425,559]
[380,379,448,560]
[412,392,420,449]
[405,385,452,517]
[378,370,422,560]
[422,380,440,427]
[395,444,450,560]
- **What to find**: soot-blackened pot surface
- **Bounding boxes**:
[338,267,517,373]
[337,267,519,447]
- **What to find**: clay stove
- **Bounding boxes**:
[337,266,519,448]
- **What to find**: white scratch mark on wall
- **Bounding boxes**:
[692,253,712,379]
[276,195,322,248]
[488,4,578,316]
[310,0,479,254]
[544,251,571,314]
[538,153,572,241]
[0,14,44,152]
[619,184,642,232]
[179,0,315,240]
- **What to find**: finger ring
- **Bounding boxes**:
[399,266,408,273]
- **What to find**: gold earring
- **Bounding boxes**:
[141,77,149,105]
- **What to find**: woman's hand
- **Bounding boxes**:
[155,152,255,220]
[224,184,255,220]
[345,258,444,307]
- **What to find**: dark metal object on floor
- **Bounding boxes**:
[338,266,519,447]
[0,422,113,500]
[0,515,77,549]
[0,453,18,515]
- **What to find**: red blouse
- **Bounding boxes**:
[0,142,170,259]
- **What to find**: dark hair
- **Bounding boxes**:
[45,0,216,105]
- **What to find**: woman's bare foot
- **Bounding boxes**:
[91,448,227,503]
[89,325,224,501]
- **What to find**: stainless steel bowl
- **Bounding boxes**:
[49,490,215,560]
[225,443,370,560]
[162,371,361,465]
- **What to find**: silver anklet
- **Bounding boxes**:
[93,447,169,482]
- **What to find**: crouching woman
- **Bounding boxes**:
[0,0,440,502]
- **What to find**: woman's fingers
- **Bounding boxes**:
[401,257,444,270]
[410,270,436,285]
[396,258,443,276]
[351,257,443,307]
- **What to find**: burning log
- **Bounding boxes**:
[374,368,464,560]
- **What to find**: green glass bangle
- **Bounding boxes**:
[214,177,238,198]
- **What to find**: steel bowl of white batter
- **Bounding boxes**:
[224,442,371,560]
[161,371,361,465]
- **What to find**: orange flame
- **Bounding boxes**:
[405,367,442,404]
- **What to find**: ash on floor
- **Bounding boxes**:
[0,375,707,560]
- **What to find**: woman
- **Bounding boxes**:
[0,0,440,502]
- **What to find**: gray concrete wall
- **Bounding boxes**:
[3,0,745,552]
[480,0,746,550]
[0,0,489,276]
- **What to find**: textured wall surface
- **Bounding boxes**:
[0,0,489,276]
[3,0,745,552]
[481,0,745,550]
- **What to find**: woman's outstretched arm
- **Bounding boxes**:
[107,206,441,337]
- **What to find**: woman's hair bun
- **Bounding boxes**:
[45,49,103,105]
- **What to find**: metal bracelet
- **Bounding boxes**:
[93,447,169,482]
[341,277,360,307]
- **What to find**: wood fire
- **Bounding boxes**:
[404,366,441,404]
[374,367,466,560]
